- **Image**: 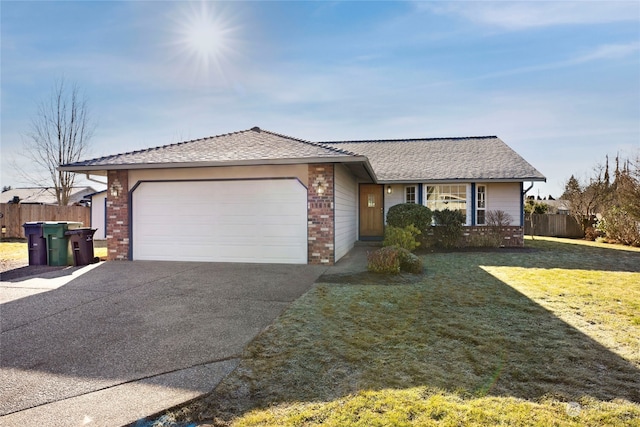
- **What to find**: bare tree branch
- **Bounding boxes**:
[19,78,95,205]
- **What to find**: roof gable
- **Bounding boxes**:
[63,127,359,169]
[323,136,545,182]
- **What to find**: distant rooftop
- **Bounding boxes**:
[2,186,96,205]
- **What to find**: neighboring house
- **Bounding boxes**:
[59,127,545,265]
[2,186,96,205]
[543,199,571,215]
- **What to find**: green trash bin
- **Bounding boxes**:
[42,222,83,266]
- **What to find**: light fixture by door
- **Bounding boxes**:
[387,185,392,194]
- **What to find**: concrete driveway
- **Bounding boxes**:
[0,261,326,426]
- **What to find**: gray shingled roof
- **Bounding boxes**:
[323,137,545,182]
[60,128,544,183]
[61,127,360,170]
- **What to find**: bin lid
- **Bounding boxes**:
[23,222,45,225]
[42,221,83,225]
[65,228,96,236]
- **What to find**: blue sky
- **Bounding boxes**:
[2,1,639,198]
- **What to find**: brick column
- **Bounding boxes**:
[106,170,130,260]
[308,164,334,265]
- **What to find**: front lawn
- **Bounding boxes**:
[157,238,640,427]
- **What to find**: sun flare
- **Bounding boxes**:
[170,1,240,83]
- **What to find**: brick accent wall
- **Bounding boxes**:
[308,164,335,265]
[106,170,130,260]
[423,226,525,247]
[463,226,524,247]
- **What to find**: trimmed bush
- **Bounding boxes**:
[397,248,424,274]
[367,246,424,274]
[367,246,401,274]
[383,225,421,251]
[433,209,465,248]
[387,203,433,231]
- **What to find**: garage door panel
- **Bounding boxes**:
[132,180,307,264]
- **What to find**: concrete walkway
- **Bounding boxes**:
[1,260,326,426]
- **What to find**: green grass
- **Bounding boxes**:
[156,238,640,427]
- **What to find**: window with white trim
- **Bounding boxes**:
[476,185,486,225]
[425,184,467,222]
[405,186,417,203]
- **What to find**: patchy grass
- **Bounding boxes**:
[155,238,640,427]
[0,242,29,261]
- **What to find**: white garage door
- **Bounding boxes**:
[132,179,308,264]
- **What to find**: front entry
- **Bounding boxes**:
[359,184,384,239]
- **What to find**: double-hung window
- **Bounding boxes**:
[476,185,486,225]
[425,184,467,222]
[405,186,417,204]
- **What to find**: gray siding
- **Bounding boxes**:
[485,182,522,226]
[334,164,358,261]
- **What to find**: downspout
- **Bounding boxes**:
[521,182,534,231]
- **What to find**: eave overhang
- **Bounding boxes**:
[59,156,379,182]
[378,177,546,184]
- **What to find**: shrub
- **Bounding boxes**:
[432,209,465,248]
[367,247,400,274]
[397,248,424,274]
[584,226,598,241]
[486,210,513,228]
[482,210,514,247]
[386,203,433,231]
[383,225,421,251]
[599,207,640,246]
[367,246,424,274]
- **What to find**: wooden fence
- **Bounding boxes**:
[525,213,583,238]
[0,203,91,239]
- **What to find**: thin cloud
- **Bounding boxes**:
[574,42,640,62]
[417,42,640,87]
[421,1,639,30]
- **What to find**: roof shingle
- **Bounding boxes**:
[60,128,545,182]
[63,127,358,168]
[323,136,545,182]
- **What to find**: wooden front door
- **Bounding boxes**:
[359,184,384,238]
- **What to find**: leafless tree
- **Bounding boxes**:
[561,172,609,233]
[19,78,95,205]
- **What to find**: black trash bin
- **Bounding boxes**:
[65,228,97,266]
[23,222,47,266]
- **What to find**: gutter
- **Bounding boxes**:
[59,155,379,183]
[85,174,107,185]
